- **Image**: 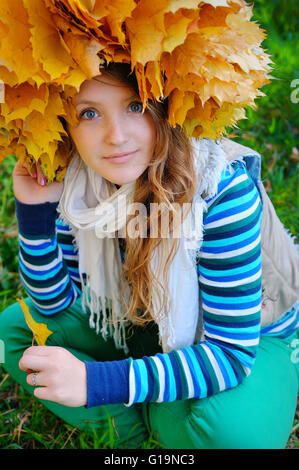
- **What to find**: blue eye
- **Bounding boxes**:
[129,102,143,113]
[80,109,98,120]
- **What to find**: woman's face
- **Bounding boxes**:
[67,73,156,186]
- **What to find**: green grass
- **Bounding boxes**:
[0,369,163,449]
[0,0,298,449]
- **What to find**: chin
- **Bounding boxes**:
[106,170,144,186]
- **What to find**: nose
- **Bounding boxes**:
[104,114,129,146]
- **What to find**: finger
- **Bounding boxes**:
[33,386,52,402]
[14,160,30,176]
[30,162,37,178]
[36,161,47,186]
[27,371,47,387]
[19,354,47,373]
[24,346,52,356]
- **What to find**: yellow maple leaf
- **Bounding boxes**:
[62,32,104,79]
[163,9,198,54]
[127,1,167,67]
[204,0,237,7]
[166,0,202,14]
[56,68,88,92]
[17,298,54,346]
[0,0,39,83]
[38,140,72,182]
[145,61,164,99]
[80,0,96,10]
[23,0,74,80]
[1,83,49,125]
[0,65,18,88]
[168,89,195,127]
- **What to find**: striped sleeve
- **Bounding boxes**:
[56,218,82,294]
[125,161,263,405]
[261,299,299,339]
[16,198,82,315]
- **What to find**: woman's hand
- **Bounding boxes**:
[13,159,64,205]
[19,346,87,408]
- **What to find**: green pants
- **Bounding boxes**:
[0,297,298,449]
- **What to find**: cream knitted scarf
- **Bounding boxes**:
[58,138,228,353]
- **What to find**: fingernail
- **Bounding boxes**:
[40,177,46,186]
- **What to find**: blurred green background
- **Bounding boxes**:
[0,0,298,449]
[229,0,299,239]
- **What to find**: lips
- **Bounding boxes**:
[104,150,137,159]
[103,150,138,163]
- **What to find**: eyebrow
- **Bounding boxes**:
[75,95,140,107]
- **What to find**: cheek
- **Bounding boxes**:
[139,117,156,155]
[68,126,97,155]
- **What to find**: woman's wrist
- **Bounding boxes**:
[15,197,59,237]
[84,359,130,408]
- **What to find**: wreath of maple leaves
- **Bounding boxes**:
[0,0,273,181]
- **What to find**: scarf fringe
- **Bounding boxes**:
[80,272,130,354]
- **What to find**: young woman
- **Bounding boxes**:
[0,63,298,449]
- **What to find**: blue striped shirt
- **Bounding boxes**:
[15,160,299,407]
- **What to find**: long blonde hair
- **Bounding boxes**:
[62,63,197,326]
